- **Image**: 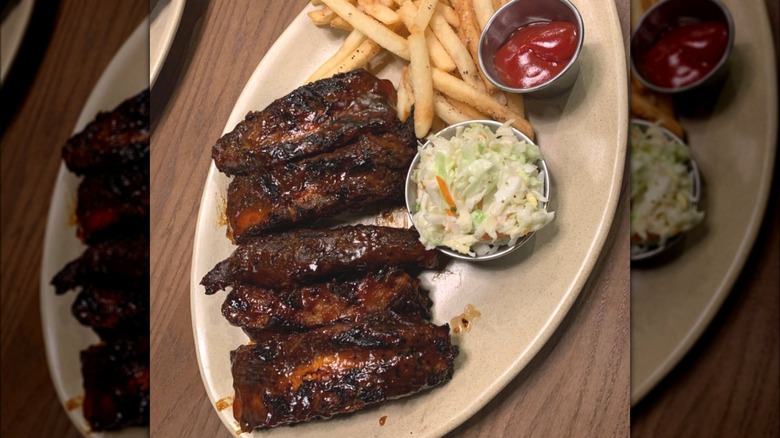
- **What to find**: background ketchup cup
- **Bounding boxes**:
[631,0,735,94]
[478,0,585,98]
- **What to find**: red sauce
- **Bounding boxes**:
[639,22,729,88]
[379,415,388,426]
[494,21,579,89]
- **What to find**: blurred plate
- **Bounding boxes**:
[191,2,627,437]
[630,0,778,404]
[39,19,149,437]
[150,0,185,85]
[0,0,34,83]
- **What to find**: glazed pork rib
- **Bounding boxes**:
[212,69,400,175]
[231,312,458,431]
[222,268,431,334]
[226,128,416,242]
[62,89,149,175]
[201,225,439,294]
[76,168,149,243]
[52,234,149,295]
[72,286,149,339]
[81,336,150,431]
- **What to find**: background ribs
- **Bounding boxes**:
[80,336,149,431]
[75,168,149,243]
[52,234,149,294]
[62,89,149,175]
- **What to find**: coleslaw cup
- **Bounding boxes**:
[478,0,585,97]
[630,119,702,261]
[405,120,551,262]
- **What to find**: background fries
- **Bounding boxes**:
[308,0,535,140]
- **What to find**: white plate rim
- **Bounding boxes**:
[150,0,186,86]
[190,2,628,436]
[0,0,35,83]
[39,18,150,438]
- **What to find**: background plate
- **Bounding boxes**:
[0,0,34,83]
[191,2,627,436]
[630,0,778,404]
[39,19,149,438]
[150,0,185,86]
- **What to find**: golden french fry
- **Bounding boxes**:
[429,12,484,91]
[491,0,502,11]
[630,90,685,139]
[631,74,676,119]
[306,30,367,83]
[402,63,415,96]
[397,1,456,72]
[432,68,534,139]
[330,16,354,30]
[357,0,401,25]
[426,30,456,71]
[452,0,497,93]
[397,67,413,122]
[409,30,434,137]
[331,39,383,74]
[437,3,461,27]
[447,95,489,119]
[413,0,439,32]
[311,0,324,5]
[308,6,336,25]
[472,0,495,30]
[431,115,448,133]
[505,93,525,118]
[433,93,472,125]
[322,0,410,59]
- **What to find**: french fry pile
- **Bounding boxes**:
[306,0,534,141]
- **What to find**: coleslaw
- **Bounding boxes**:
[411,121,554,256]
[630,122,704,251]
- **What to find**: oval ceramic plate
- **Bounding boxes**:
[191,2,627,436]
[150,0,185,86]
[630,0,778,404]
[0,0,34,83]
[39,19,149,438]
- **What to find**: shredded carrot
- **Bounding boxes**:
[436,176,456,212]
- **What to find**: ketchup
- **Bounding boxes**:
[639,22,729,89]
[494,21,579,89]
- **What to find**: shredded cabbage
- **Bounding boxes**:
[412,121,554,256]
[630,123,703,252]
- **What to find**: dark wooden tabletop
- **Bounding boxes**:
[0,0,775,437]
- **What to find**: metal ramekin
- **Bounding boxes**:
[405,120,551,262]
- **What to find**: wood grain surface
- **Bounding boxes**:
[0,2,146,437]
[148,1,631,437]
